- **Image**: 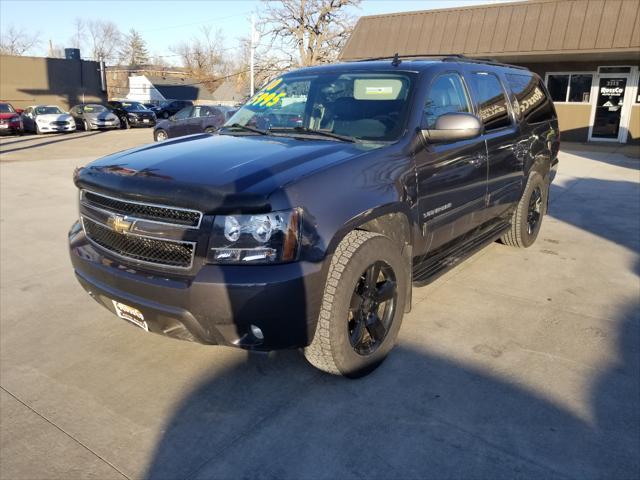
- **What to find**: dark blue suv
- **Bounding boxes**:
[69,56,559,377]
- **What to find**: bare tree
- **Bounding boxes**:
[46,40,65,58]
[170,26,230,92]
[68,18,86,51]
[0,24,40,56]
[119,29,150,66]
[87,20,121,63]
[257,0,360,67]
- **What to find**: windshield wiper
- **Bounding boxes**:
[219,123,269,135]
[270,126,356,143]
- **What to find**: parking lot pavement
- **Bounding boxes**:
[1,133,638,479]
[0,128,153,162]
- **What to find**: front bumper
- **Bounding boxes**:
[0,124,22,134]
[68,222,326,350]
[128,117,156,127]
[38,124,76,132]
[90,123,119,130]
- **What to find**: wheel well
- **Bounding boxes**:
[357,212,411,250]
[356,212,413,313]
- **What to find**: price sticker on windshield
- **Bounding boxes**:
[247,78,287,108]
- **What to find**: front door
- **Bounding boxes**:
[590,72,631,142]
[414,71,488,254]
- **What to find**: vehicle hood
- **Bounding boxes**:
[35,113,73,122]
[74,133,373,213]
[84,111,118,121]
[0,113,19,120]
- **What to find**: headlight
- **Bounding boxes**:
[206,209,301,264]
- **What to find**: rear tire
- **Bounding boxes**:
[304,230,407,378]
[501,172,548,248]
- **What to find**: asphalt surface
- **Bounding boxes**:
[1,130,639,480]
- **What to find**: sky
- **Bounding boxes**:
[1,0,509,61]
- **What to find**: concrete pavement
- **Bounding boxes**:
[1,131,638,479]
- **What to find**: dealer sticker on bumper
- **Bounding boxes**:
[112,300,148,331]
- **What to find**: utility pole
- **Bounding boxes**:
[250,14,255,97]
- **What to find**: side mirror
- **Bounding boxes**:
[421,112,482,143]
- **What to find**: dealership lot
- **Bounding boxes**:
[1,132,638,479]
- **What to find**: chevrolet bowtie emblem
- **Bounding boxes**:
[108,214,133,234]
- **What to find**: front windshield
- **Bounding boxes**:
[35,106,64,115]
[84,104,107,113]
[0,103,15,113]
[122,102,146,111]
[225,72,414,141]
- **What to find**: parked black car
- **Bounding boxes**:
[150,100,193,119]
[107,101,156,129]
[69,104,120,130]
[69,56,559,377]
[153,105,235,141]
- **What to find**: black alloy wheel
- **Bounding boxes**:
[348,261,397,356]
[527,186,542,235]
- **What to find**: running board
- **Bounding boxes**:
[412,222,510,286]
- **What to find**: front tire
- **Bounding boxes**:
[154,129,168,142]
[501,172,548,248]
[83,120,91,131]
[304,230,407,378]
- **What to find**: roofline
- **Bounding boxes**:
[355,0,550,21]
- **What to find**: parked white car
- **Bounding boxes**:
[21,105,76,134]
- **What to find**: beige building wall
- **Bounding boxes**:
[629,105,640,143]
[0,55,106,110]
[553,104,592,142]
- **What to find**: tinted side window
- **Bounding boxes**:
[422,73,471,129]
[505,73,555,124]
[469,73,511,131]
[173,107,193,120]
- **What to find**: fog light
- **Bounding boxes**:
[250,324,264,341]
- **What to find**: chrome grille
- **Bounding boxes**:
[79,189,202,270]
[83,217,195,268]
[82,190,201,227]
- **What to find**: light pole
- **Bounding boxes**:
[250,14,255,97]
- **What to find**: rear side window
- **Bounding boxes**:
[469,72,511,131]
[422,73,471,129]
[506,73,555,124]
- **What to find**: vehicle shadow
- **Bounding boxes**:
[144,299,638,480]
[0,130,105,154]
[145,170,639,478]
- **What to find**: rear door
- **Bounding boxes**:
[466,71,521,220]
[414,71,488,252]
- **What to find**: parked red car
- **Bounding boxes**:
[0,102,24,135]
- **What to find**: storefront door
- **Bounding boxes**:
[589,70,633,143]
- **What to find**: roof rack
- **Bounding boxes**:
[351,53,528,70]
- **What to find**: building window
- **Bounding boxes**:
[546,73,593,103]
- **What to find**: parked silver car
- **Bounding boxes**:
[21,105,76,134]
[69,104,120,131]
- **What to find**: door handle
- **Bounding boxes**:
[468,154,485,167]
